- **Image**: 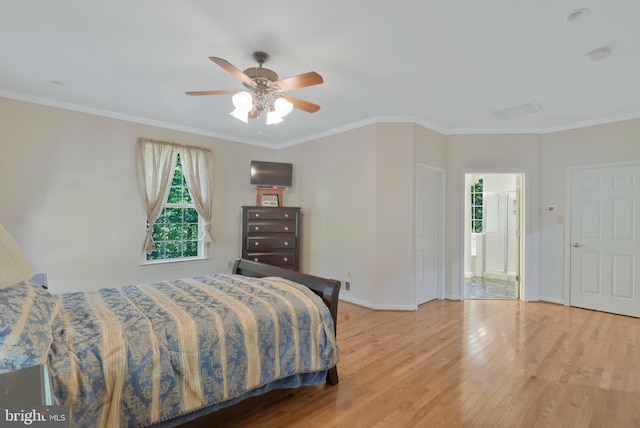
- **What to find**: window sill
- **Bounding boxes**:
[140,256,208,266]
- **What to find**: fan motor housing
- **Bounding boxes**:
[243,67,279,84]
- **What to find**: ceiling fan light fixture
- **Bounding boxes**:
[230,108,249,123]
[266,110,283,125]
[187,52,323,125]
[274,97,294,117]
[232,91,253,112]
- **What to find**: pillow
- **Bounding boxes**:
[0,280,57,374]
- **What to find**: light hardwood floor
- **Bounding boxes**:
[222,300,640,427]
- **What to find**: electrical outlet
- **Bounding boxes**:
[344,281,350,291]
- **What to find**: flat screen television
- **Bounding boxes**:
[250,161,293,187]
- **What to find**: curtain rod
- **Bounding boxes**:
[137,137,213,153]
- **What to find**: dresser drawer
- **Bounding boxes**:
[246,252,296,268]
[247,235,296,250]
[246,220,296,234]
[245,207,299,220]
[241,206,301,271]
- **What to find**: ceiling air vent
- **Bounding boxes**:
[492,100,543,120]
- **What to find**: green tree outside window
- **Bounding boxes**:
[147,155,200,260]
[471,179,483,233]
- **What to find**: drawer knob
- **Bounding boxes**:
[255,226,259,231]
[255,213,259,217]
[255,242,259,246]
[254,258,259,262]
[284,226,289,231]
[284,257,288,262]
[284,214,289,218]
[284,242,289,246]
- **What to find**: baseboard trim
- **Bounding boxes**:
[539,296,564,305]
[339,294,565,308]
[339,295,417,311]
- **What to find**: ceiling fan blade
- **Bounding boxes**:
[273,72,323,92]
[209,57,257,88]
[280,94,321,113]
[185,90,238,96]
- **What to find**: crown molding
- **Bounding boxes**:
[538,111,640,134]
[0,89,274,148]
[2,90,640,148]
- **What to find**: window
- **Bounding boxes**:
[470,179,484,234]
[137,137,213,264]
[146,155,201,261]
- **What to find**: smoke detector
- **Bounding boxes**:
[588,47,612,61]
[565,8,589,22]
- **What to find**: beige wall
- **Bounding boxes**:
[283,126,378,304]
[414,124,447,168]
[446,133,541,300]
[446,120,640,304]
[375,123,415,308]
[539,119,640,302]
[0,97,274,292]
[3,95,639,308]
[284,123,422,309]
[284,122,447,309]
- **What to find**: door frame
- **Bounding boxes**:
[563,160,640,306]
[414,162,446,306]
[460,169,529,301]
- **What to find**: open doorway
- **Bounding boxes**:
[463,173,524,300]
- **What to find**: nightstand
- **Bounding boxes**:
[0,364,54,405]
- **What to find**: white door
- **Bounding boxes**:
[415,163,441,305]
[570,164,640,317]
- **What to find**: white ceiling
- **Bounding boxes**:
[1,1,639,147]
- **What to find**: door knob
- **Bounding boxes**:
[572,242,584,248]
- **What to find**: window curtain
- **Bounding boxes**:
[136,138,178,253]
[180,146,214,243]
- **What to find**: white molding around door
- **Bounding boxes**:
[459,169,533,301]
[414,163,446,306]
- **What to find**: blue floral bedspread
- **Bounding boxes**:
[45,274,339,427]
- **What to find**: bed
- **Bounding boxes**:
[0,259,341,427]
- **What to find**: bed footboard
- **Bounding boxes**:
[232,258,341,384]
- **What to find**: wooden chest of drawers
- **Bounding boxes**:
[241,206,301,271]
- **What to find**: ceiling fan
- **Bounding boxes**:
[186,51,323,124]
